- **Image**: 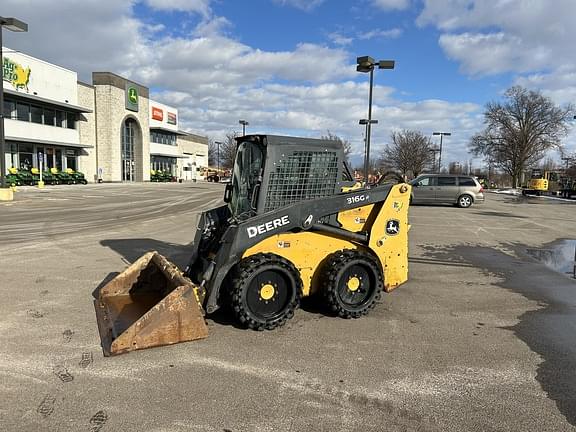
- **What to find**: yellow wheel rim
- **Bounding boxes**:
[347,276,360,292]
[260,283,275,300]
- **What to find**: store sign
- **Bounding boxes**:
[125,83,139,112]
[152,106,164,121]
[3,57,31,92]
[167,112,177,125]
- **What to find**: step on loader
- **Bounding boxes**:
[95,134,411,356]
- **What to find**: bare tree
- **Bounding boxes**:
[469,86,574,188]
[208,140,218,167]
[219,131,239,170]
[380,130,435,178]
[321,131,352,165]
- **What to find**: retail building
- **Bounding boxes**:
[2,48,208,182]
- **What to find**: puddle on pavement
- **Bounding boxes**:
[527,239,576,278]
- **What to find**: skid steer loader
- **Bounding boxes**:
[95,134,411,356]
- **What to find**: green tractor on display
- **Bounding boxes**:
[151,170,174,182]
[6,167,34,186]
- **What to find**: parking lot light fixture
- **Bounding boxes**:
[432,132,451,173]
[357,56,394,188]
[0,16,28,189]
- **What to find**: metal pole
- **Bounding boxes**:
[242,123,245,136]
[438,134,443,174]
[364,67,374,186]
[0,27,6,188]
[217,141,220,172]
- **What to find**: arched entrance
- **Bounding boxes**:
[121,118,141,181]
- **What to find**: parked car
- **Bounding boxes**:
[409,174,485,208]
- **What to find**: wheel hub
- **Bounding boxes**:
[259,283,276,300]
[347,276,361,292]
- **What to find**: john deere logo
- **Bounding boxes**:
[3,57,31,92]
[128,87,138,104]
[125,83,139,112]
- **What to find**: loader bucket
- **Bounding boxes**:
[95,251,208,356]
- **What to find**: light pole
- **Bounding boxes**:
[214,141,222,172]
[432,132,451,173]
[239,119,249,136]
[0,16,28,189]
[429,146,440,172]
[357,56,394,188]
[359,119,378,182]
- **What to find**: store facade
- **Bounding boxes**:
[2,49,93,175]
[2,48,208,183]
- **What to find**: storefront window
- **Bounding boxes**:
[3,100,15,119]
[66,149,77,171]
[44,109,55,126]
[16,103,30,121]
[151,156,177,175]
[31,105,43,124]
[66,112,76,129]
[18,144,34,170]
[9,144,17,169]
[55,149,63,171]
[46,148,55,169]
[151,131,177,146]
[56,111,65,127]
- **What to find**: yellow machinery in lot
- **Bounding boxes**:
[95,135,411,355]
[523,169,560,196]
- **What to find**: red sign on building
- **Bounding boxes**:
[152,106,164,121]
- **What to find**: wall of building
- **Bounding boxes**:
[2,46,78,104]
[149,101,179,133]
[77,82,97,181]
[92,73,150,182]
[178,134,209,181]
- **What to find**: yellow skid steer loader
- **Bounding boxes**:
[95,134,411,356]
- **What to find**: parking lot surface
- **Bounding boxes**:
[1,184,576,431]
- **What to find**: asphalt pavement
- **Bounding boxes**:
[1,183,576,431]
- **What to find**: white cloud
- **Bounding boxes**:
[272,0,325,12]
[418,0,576,76]
[193,16,233,37]
[328,32,353,46]
[371,0,411,11]
[144,0,212,16]
[358,28,403,40]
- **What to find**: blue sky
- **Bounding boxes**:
[4,0,576,169]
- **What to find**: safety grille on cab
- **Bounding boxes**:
[265,151,339,212]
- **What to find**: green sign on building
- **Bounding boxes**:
[125,83,139,112]
[3,57,31,91]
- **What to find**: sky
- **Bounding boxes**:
[3,0,576,170]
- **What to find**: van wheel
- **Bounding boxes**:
[457,194,473,208]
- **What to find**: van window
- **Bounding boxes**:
[458,177,476,186]
[415,176,435,186]
[438,176,457,186]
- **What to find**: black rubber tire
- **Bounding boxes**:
[229,253,302,330]
[322,249,383,319]
[457,194,473,208]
